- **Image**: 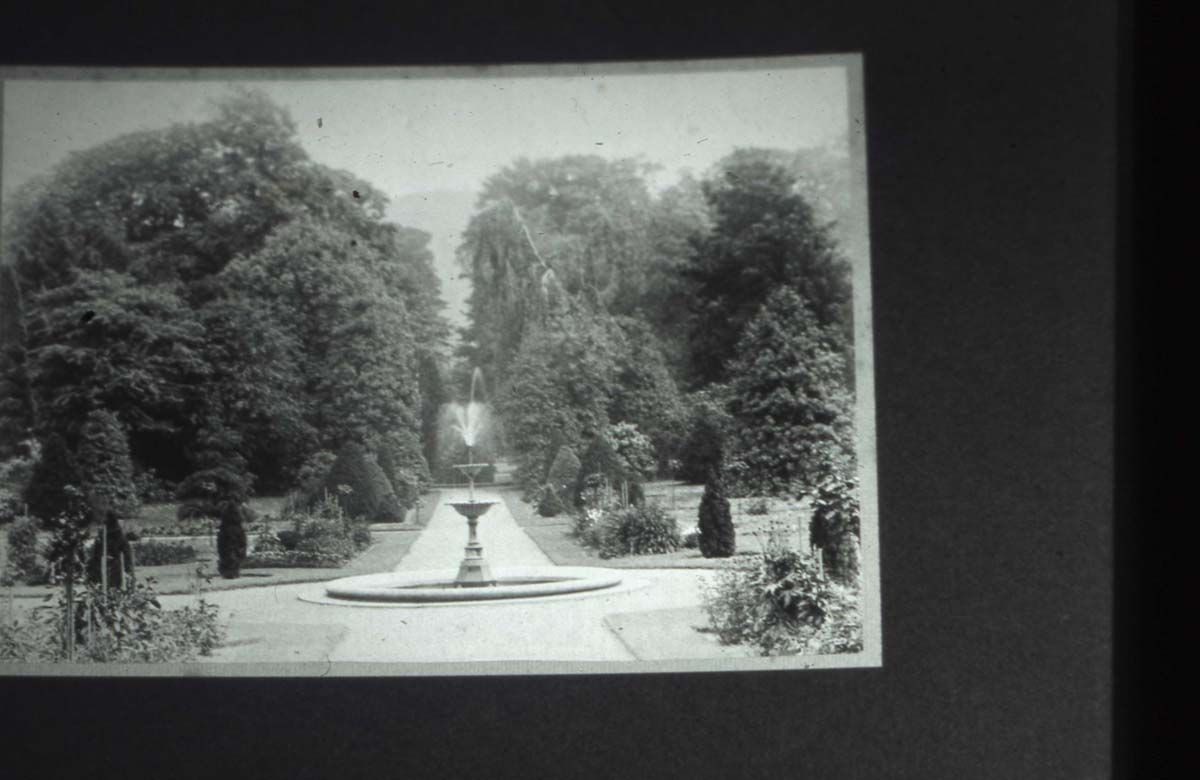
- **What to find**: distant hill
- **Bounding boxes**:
[388,190,479,335]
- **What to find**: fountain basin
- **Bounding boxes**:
[448,500,496,521]
[322,566,623,604]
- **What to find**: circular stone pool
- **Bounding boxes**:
[318,566,623,604]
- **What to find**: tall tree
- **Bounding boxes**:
[1,89,447,489]
[727,288,854,497]
[687,148,852,384]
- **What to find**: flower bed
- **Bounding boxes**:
[241,550,348,569]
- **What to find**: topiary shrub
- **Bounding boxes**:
[545,445,582,503]
[595,502,680,559]
[22,433,84,526]
[1,515,44,585]
[216,505,248,579]
[536,483,566,517]
[809,465,861,586]
[698,468,736,558]
[322,441,403,523]
[75,410,140,518]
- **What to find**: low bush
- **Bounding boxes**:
[745,497,771,516]
[0,580,224,663]
[245,496,371,568]
[570,506,605,549]
[130,540,197,567]
[702,540,862,656]
[133,468,177,504]
[1,515,45,585]
[127,516,216,540]
[536,484,566,517]
[682,528,700,549]
[593,502,680,559]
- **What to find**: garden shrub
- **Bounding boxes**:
[682,527,700,549]
[216,508,248,579]
[574,434,623,507]
[746,497,771,516]
[809,465,861,586]
[75,409,140,517]
[1,515,45,585]
[703,545,836,656]
[129,539,197,566]
[608,422,656,483]
[678,391,732,484]
[293,450,337,508]
[244,496,372,568]
[594,502,680,559]
[545,445,581,502]
[322,441,403,523]
[570,505,605,549]
[133,467,177,504]
[536,484,566,517]
[698,468,736,558]
[22,433,83,525]
[0,580,224,663]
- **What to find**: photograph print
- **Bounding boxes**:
[0,55,880,674]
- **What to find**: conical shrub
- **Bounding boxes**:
[698,467,736,558]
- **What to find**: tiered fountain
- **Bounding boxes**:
[318,369,621,605]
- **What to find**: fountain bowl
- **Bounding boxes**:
[321,566,624,604]
[448,500,496,521]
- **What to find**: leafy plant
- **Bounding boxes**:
[0,579,224,663]
[593,502,680,559]
[702,532,861,656]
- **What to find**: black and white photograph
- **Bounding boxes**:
[0,57,879,674]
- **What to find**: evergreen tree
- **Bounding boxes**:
[727,288,854,497]
[686,148,852,383]
[23,433,84,524]
[75,409,140,517]
[697,467,736,558]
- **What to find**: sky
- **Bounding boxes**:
[1,61,856,328]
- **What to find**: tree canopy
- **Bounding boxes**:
[0,90,448,495]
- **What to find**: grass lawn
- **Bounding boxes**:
[502,482,813,569]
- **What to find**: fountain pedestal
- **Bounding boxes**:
[451,463,497,587]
